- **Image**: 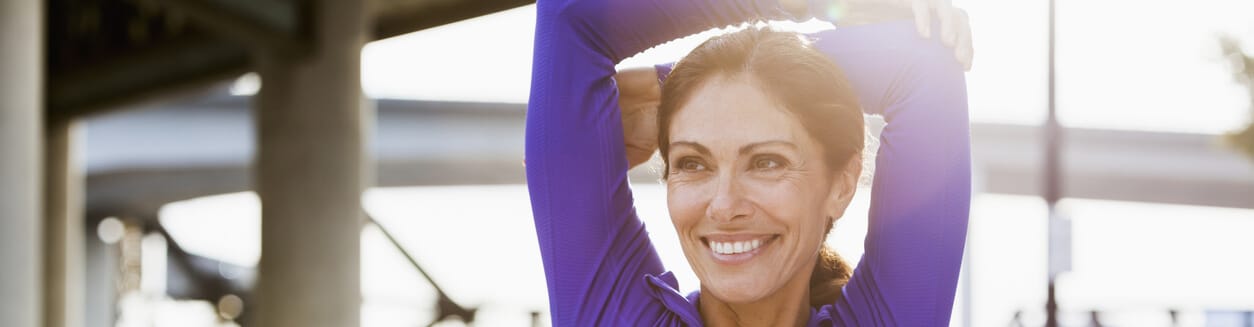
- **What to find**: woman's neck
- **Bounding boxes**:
[698,274,812,327]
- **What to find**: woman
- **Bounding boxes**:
[525,0,972,325]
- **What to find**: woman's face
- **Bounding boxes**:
[666,75,844,303]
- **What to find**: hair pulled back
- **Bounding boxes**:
[657,27,864,307]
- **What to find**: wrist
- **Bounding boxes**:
[832,2,914,26]
[810,0,837,21]
[654,62,674,86]
[780,0,809,19]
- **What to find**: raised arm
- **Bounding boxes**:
[813,21,972,326]
[527,0,808,325]
[560,0,802,64]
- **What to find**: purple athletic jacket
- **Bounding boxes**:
[524,0,971,325]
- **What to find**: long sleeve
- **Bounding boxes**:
[525,0,796,325]
[811,21,972,326]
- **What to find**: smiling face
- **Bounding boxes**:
[665,74,844,303]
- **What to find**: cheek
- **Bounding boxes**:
[743,178,830,237]
[743,178,809,217]
[666,182,710,229]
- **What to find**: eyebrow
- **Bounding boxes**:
[668,141,712,157]
[668,140,797,157]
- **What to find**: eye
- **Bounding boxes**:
[752,156,785,171]
[675,157,707,173]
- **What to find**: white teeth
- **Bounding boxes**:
[709,238,766,255]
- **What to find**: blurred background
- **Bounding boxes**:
[2,0,1253,326]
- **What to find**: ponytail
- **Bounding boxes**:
[809,244,853,307]
[809,216,852,307]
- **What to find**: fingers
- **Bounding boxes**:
[911,0,931,38]
[936,0,957,47]
[953,8,973,71]
[902,0,972,70]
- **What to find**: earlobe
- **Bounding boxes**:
[824,157,862,220]
[825,187,853,221]
[823,181,850,221]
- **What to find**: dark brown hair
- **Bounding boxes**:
[657,27,864,307]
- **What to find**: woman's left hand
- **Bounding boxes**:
[838,0,973,70]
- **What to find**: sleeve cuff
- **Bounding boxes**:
[654,62,676,85]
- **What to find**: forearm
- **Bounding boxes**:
[830,2,914,26]
[561,0,806,64]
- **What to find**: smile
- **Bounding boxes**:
[710,239,763,254]
[702,235,778,263]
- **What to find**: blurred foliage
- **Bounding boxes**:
[1219,35,1254,161]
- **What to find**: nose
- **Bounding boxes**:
[706,174,753,222]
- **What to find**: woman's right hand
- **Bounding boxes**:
[839,0,973,70]
[616,67,662,169]
[782,0,973,71]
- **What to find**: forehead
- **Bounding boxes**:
[669,76,806,146]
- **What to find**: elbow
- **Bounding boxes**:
[551,0,600,33]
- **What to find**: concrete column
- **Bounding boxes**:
[44,119,86,327]
[253,0,370,326]
[0,1,44,327]
[84,220,119,327]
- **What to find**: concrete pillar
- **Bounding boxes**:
[44,119,85,327]
[0,1,44,326]
[84,219,119,327]
[253,0,370,326]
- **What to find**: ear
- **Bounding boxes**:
[824,155,862,221]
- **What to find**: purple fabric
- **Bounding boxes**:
[654,62,676,86]
[524,0,971,326]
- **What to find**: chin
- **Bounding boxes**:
[703,275,775,304]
